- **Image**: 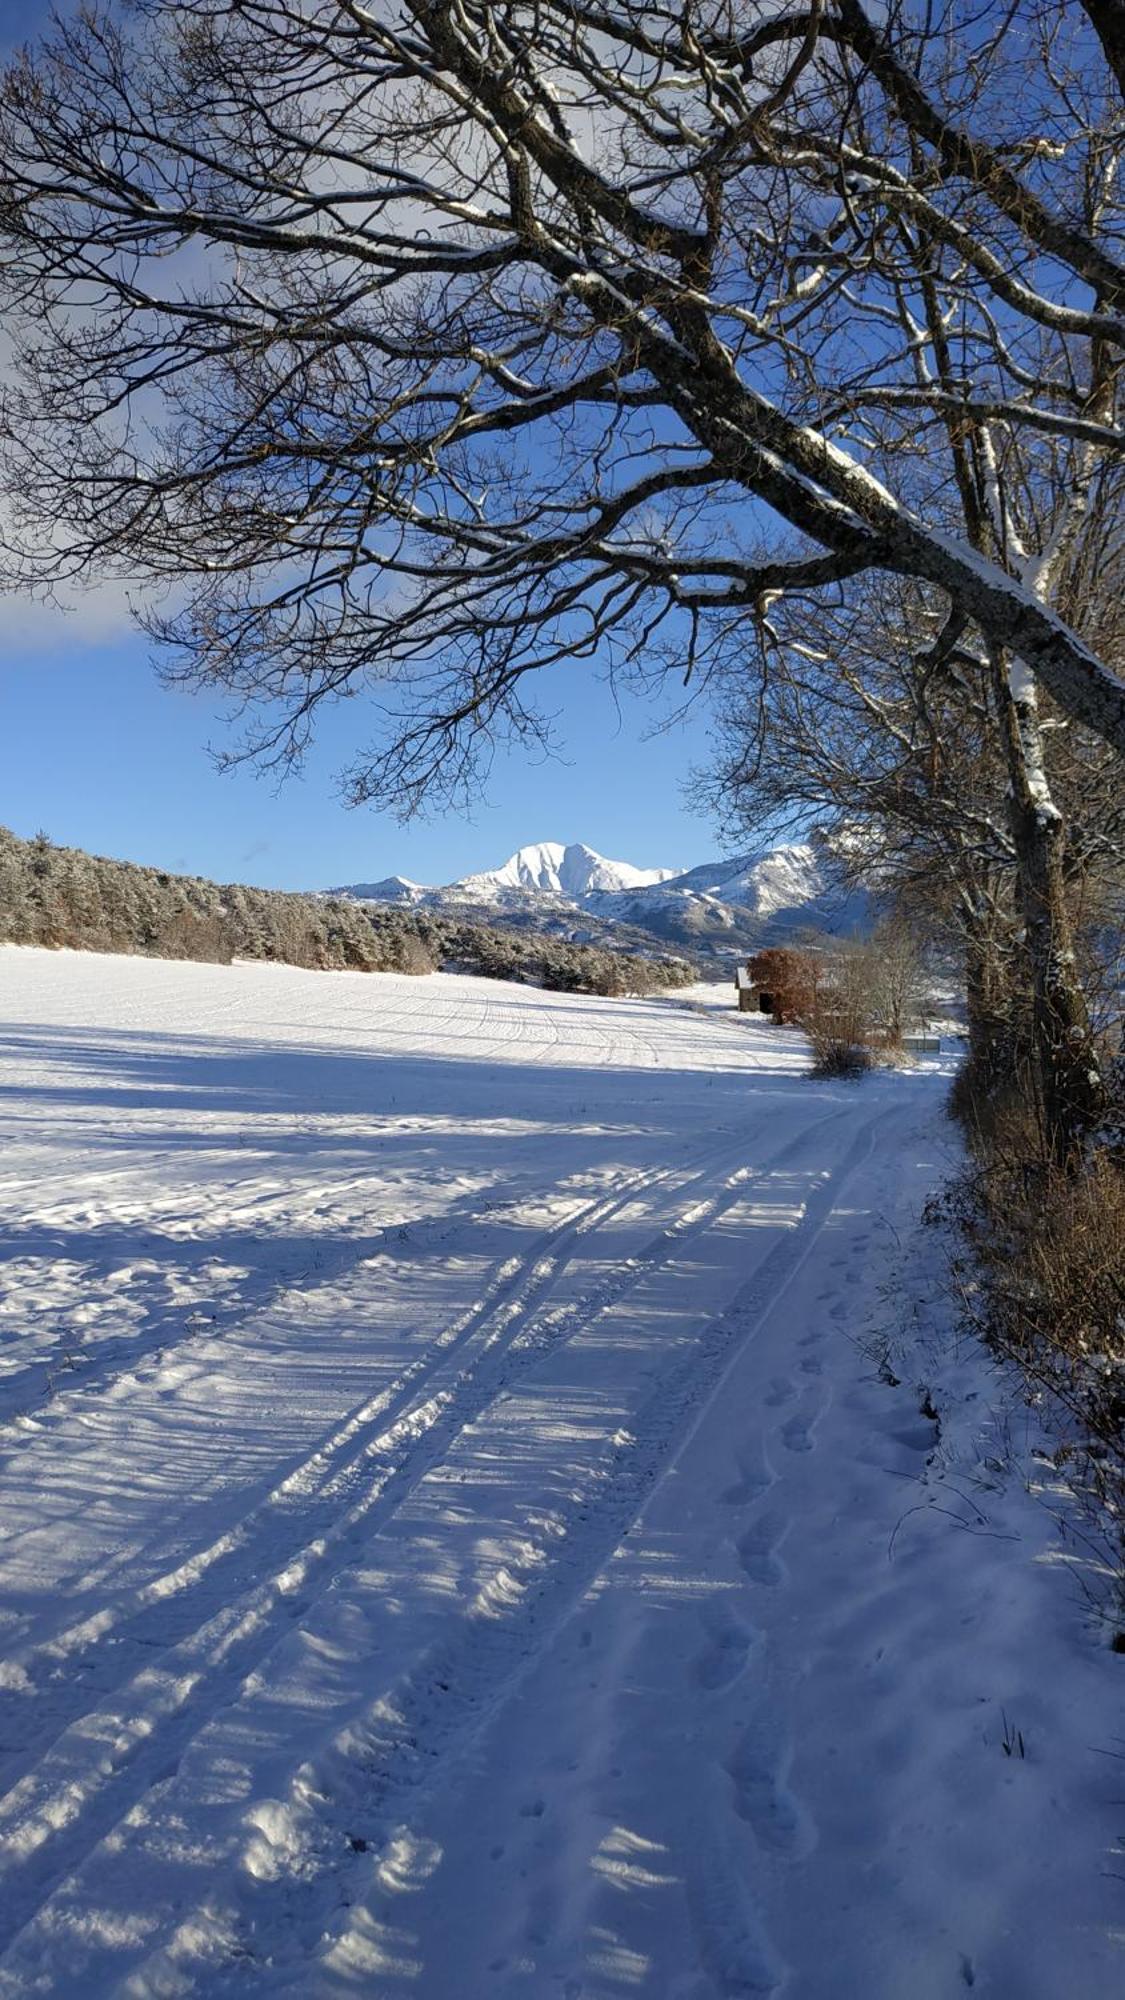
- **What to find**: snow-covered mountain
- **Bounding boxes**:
[660,846,826,916]
[332,836,873,964]
[452,840,677,901]
[332,874,428,905]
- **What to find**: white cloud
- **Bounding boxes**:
[1,578,141,653]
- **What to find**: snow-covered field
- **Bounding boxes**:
[0,947,1120,1997]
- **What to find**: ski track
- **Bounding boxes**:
[0,949,1120,2000]
[0,1101,864,1966]
[228,1105,889,2000]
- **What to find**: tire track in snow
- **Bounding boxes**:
[0,1104,856,1959]
[0,1143,704,1722]
[1,1110,780,1700]
[0,1158,425,1435]
[0,1130,691,1446]
[0,980,616,1436]
[106,1103,896,1999]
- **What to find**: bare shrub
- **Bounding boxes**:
[796,938,877,1078]
[948,1044,1039,1161]
[809,1036,876,1080]
[941,1070,1125,1611]
[862,919,927,1052]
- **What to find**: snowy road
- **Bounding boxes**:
[0,949,1120,1997]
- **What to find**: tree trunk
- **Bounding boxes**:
[963,899,1019,1092]
[994,652,1105,1161]
[1081,1,1125,106]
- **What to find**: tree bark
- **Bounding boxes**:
[1081,2,1125,105]
[963,899,1019,1091]
[994,652,1106,1161]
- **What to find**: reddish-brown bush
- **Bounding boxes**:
[746,947,820,1024]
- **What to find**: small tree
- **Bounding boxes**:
[862,919,926,1051]
[798,939,876,1075]
[747,948,821,1026]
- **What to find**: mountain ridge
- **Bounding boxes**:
[332,835,873,963]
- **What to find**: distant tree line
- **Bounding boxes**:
[0,826,694,999]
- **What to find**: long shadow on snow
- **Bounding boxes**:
[0,1018,829,1454]
[0,1007,830,1471]
[0,1013,810,1121]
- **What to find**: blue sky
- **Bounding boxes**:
[0,0,727,891]
[2,614,723,891]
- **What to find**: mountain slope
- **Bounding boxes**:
[334,836,873,962]
[446,840,677,901]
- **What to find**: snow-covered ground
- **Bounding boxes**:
[0,948,1120,1998]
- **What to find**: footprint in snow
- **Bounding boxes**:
[737,1514,786,1589]
[725,1720,815,1859]
[696,1605,760,1692]
[719,1453,773,1509]
[763,1377,795,1409]
[781,1415,813,1453]
[688,1837,783,1996]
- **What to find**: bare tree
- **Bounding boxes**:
[861,917,926,1049]
[693,44,1125,1164]
[702,549,1125,1149]
[0,0,1124,821]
